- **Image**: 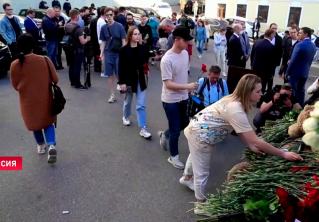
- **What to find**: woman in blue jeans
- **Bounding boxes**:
[195,19,206,58]
[118,26,152,139]
[10,33,59,164]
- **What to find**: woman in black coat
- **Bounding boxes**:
[118,26,152,139]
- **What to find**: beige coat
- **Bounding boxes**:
[10,54,59,131]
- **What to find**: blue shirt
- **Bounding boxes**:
[148,17,160,39]
[77,16,84,28]
[100,21,126,54]
[195,26,206,42]
[197,77,229,106]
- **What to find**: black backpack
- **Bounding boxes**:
[60,25,80,51]
[187,77,225,118]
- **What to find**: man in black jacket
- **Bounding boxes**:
[42,8,59,67]
[252,18,260,39]
[115,7,126,28]
[54,7,65,70]
[227,23,245,68]
[279,27,299,78]
[260,23,283,71]
[251,29,277,93]
[138,15,153,51]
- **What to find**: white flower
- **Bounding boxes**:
[302,131,319,151]
[303,117,319,133]
[310,109,319,118]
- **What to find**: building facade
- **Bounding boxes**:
[205,0,319,31]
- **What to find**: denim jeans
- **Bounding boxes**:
[69,49,84,86]
[123,84,147,128]
[46,40,58,67]
[289,75,307,106]
[33,124,56,146]
[196,40,204,55]
[162,99,189,157]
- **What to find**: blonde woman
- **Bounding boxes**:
[178,74,303,214]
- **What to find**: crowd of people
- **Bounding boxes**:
[1,0,319,215]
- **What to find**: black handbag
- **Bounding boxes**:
[51,83,66,115]
[44,57,66,115]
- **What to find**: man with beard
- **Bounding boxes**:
[125,13,136,33]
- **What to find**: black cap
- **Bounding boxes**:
[173,26,193,41]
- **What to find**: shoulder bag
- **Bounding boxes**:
[44,57,66,115]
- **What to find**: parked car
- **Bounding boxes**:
[151,2,172,18]
[202,17,228,38]
[125,6,160,24]
[225,16,254,38]
[125,6,160,18]
[0,45,11,78]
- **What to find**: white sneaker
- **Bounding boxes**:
[198,54,202,58]
[47,145,57,164]
[179,176,194,191]
[168,155,184,169]
[100,72,107,77]
[108,94,116,103]
[37,144,47,154]
[140,128,152,139]
[122,117,131,126]
[194,202,210,216]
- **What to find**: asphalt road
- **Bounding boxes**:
[0,42,318,222]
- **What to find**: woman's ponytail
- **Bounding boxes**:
[18,52,25,65]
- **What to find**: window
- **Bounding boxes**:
[236,4,247,18]
[257,5,269,23]
[287,7,302,27]
[217,4,226,19]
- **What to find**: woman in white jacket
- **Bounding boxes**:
[213,28,227,76]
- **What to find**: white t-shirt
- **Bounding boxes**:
[161,49,189,103]
[188,98,253,144]
[97,17,107,44]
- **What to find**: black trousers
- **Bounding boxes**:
[56,42,63,68]
[68,49,84,87]
[8,42,18,61]
[261,74,275,94]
